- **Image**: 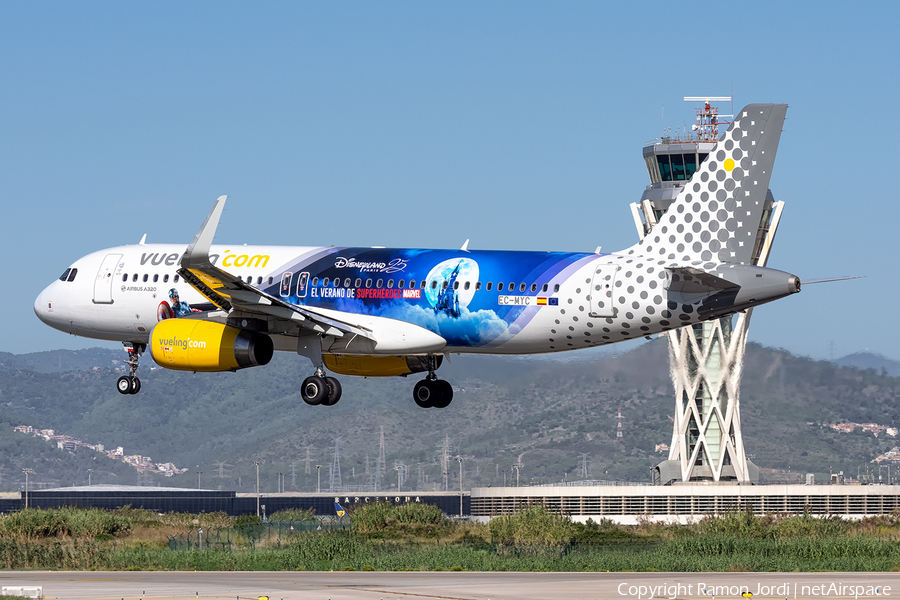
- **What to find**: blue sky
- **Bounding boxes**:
[2,2,897,359]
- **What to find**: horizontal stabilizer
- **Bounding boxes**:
[665,267,737,294]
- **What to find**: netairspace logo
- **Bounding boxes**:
[158,336,206,350]
[617,581,891,599]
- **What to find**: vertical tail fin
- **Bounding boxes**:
[626,104,787,265]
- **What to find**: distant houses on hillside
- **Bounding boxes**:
[13,424,187,477]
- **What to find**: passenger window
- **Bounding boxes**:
[376,279,383,288]
[366,278,373,288]
[142,274,148,283]
[442,281,448,289]
[542,283,548,293]
[333,278,340,288]
[554,284,560,292]
[59,268,71,282]
[257,277,263,285]
[398,279,405,289]
[475,281,481,290]
[132,274,138,282]
[464,281,470,290]
[486,282,492,291]
[153,274,159,283]
[343,277,351,287]
[322,277,330,286]
[420,280,426,289]
[174,275,179,283]
[268,277,274,285]
[497,283,504,291]
[355,278,362,287]
[453,281,459,290]
[312,277,318,286]
[531,283,537,292]
[387,279,394,289]
[431,280,437,289]
[247,276,253,284]
[122,274,128,282]
[409,280,416,288]
[519,283,526,292]
[164,274,169,283]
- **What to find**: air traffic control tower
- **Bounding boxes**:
[632,97,784,485]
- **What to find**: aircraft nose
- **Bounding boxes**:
[34,285,53,325]
[34,289,45,322]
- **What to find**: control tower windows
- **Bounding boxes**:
[684,153,697,176]
[670,154,686,180]
[657,155,672,181]
[654,153,709,182]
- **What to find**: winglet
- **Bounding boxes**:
[139,234,147,245]
[181,195,227,269]
[460,239,470,252]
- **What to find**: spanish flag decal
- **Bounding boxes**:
[537,297,548,305]
[335,502,346,519]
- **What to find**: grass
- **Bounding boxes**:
[3,504,900,571]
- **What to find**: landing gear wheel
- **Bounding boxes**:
[433,380,453,408]
[119,342,145,394]
[117,376,133,395]
[414,379,441,408]
[301,375,327,405]
[322,377,342,406]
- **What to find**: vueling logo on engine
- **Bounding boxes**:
[158,336,206,350]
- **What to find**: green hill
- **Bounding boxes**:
[0,340,897,492]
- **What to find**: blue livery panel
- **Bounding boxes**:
[269,248,598,348]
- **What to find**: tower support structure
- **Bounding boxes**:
[632,97,784,484]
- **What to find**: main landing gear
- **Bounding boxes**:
[117,342,145,395]
[413,356,452,409]
[301,367,342,406]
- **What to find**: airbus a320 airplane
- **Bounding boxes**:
[35,104,799,408]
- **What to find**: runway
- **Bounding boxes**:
[0,571,897,600]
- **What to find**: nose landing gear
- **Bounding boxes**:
[117,342,145,395]
[413,356,452,408]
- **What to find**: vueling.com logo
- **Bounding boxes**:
[159,336,206,351]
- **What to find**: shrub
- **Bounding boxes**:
[269,509,316,522]
[351,502,448,537]
[0,508,132,540]
[488,505,573,545]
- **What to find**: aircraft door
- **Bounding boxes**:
[589,262,618,318]
[93,253,122,304]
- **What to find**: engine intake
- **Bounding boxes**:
[150,319,273,372]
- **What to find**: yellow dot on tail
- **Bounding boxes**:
[724,158,735,171]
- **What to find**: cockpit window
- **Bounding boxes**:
[67,268,77,282]
[59,268,71,282]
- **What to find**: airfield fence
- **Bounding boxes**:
[167,520,351,551]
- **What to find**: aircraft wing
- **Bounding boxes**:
[177,196,373,340]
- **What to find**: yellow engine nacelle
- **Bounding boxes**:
[323,354,442,377]
[150,319,274,372]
